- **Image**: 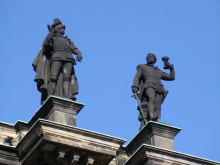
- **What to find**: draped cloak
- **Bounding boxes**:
[32,45,79,103]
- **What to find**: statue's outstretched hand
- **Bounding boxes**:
[132,86,139,94]
[162,56,174,69]
[167,63,174,69]
[76,53,83,62]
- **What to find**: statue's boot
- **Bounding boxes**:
[48,81,56,96]
[71,95,77,101]
[149,113,154,121]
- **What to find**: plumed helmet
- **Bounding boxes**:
[52,18,62,28]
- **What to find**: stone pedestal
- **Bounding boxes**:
[29,95,84,126]
[126,121,181,157]
[124,122,219,165]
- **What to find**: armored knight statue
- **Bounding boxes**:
[32,18,82,103]
[132,53,175,129]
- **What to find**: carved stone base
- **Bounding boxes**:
[16,119,125,165]
[125,144,219,165]
[29,95,84,126]
[126,121,181,157]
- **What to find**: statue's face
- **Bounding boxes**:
[147,54,157,64]
[55,26,65,35]
[60,27,65,34]
[57,27,65,35]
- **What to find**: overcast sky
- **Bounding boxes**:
[0,0,220,162]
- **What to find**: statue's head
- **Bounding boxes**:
[146,53,157,64]
[54,24,65,35]
[52,18,62,28]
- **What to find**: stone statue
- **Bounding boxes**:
[132,53,175,129]
[32,18,82,103]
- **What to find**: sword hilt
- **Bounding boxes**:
[131,91,141,97]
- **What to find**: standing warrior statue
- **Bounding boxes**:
[132,53,175,129]
[32,18,83,103]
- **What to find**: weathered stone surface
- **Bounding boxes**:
[29,95,84,126]
[0,99,219,165]
[0,116,219,165]
[0,122,17,146]
[0,145,19,165]
[14,121,29,144]
[16,119,125,165]
[115,147,128,165]
[126,121,181,157]
[125,144,219,165]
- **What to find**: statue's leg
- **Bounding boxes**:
[48,61,62,96]
[154,94,163,122]
[62,62,72,98]
[139,101,148,130]
[140,119,145,130]
[145,88,156,120]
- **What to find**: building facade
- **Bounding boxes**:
[0,96,218,165]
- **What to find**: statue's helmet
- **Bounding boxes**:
[146,53,157,64]
[52,18,62,28]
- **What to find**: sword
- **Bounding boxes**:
[132,91,147,125]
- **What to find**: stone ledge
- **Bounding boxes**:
[125,144,220,165]
[16,119,125,164]
[0,144,19,165]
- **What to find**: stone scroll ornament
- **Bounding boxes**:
[32,18,83,103]
[132,53,175,129]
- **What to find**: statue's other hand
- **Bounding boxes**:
[76,54,83,62]
[167,63,174,69]
[164,63,174,69]
[132,86,139,94]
